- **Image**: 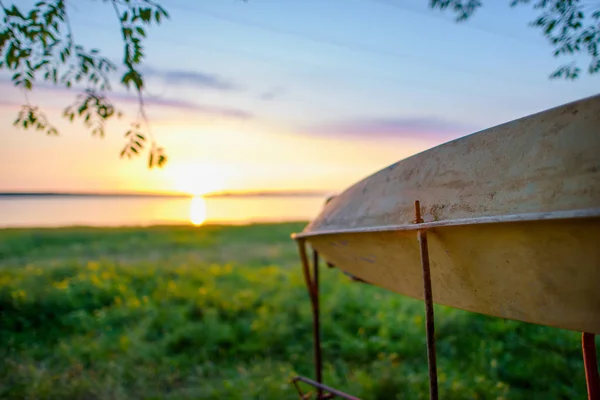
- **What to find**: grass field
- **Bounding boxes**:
[0,223,592,399]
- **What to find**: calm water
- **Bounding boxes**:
[0,196,328,227]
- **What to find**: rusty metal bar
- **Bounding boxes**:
[583,332,599,400]
[297,239,317,303]
[415,200,439,400]
[293,240,363,399]
[313,249,323,397]
[292,376,362,400]
[295,240,326,398]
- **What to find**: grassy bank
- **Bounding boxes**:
[0,223,590,399]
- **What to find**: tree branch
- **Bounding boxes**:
[62,0,75,50]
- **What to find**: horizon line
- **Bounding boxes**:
[0,189,333,198]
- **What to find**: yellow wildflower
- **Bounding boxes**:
[11,289,26,300]
[90,274,101,287]
[87,261,99,271]
[127,297,141,308]
[439,373,447,383]
[264,266,279,276]
[53,280,69,290]
[114,296,122,306]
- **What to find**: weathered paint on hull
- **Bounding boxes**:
[295,95,600,333]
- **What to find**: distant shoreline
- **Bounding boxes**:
[0,190,331,199]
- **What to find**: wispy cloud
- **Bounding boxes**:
[141,95,253,120]
[305,116,474,141]
[143,67,240,91]
[259,86,286,101]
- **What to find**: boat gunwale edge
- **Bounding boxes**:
[291,208,600,240]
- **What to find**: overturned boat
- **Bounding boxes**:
[294,94,600,335]
[290,94,600,399]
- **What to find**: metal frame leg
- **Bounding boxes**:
[294,239,361,400]
[415,201,439,400]
[583,332,599,400]
[312,248,323,398]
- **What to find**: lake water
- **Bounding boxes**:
[0,195,329,228]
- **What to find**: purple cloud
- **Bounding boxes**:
[143,67,240,91]
[0,80,253,121]
[306,117,474,141]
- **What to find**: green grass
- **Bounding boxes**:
[0,223,591,399]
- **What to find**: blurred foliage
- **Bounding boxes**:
[0,223,593,399]
[431,0,600,80]
[0,0,169,167]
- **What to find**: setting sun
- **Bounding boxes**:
[170,163,228,196]
[189,196,207,225]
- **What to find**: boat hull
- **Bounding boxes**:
[295,95,600,333]
[305,216,600,333]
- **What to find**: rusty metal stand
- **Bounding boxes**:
[294,239,361,400]
[583,332,599,400]
[414,200,439,400]
[292,201,598,400]
[292,202,440,399]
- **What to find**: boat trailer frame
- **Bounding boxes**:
[291,201,599,400]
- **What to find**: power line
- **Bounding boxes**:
[368,0,540,45]
[163,2,545,88]
[74,18,538,103]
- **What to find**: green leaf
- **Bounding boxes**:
[140,8,152,23]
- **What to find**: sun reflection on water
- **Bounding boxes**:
[189,196,207,225]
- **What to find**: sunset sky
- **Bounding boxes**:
[1,0,598,196]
